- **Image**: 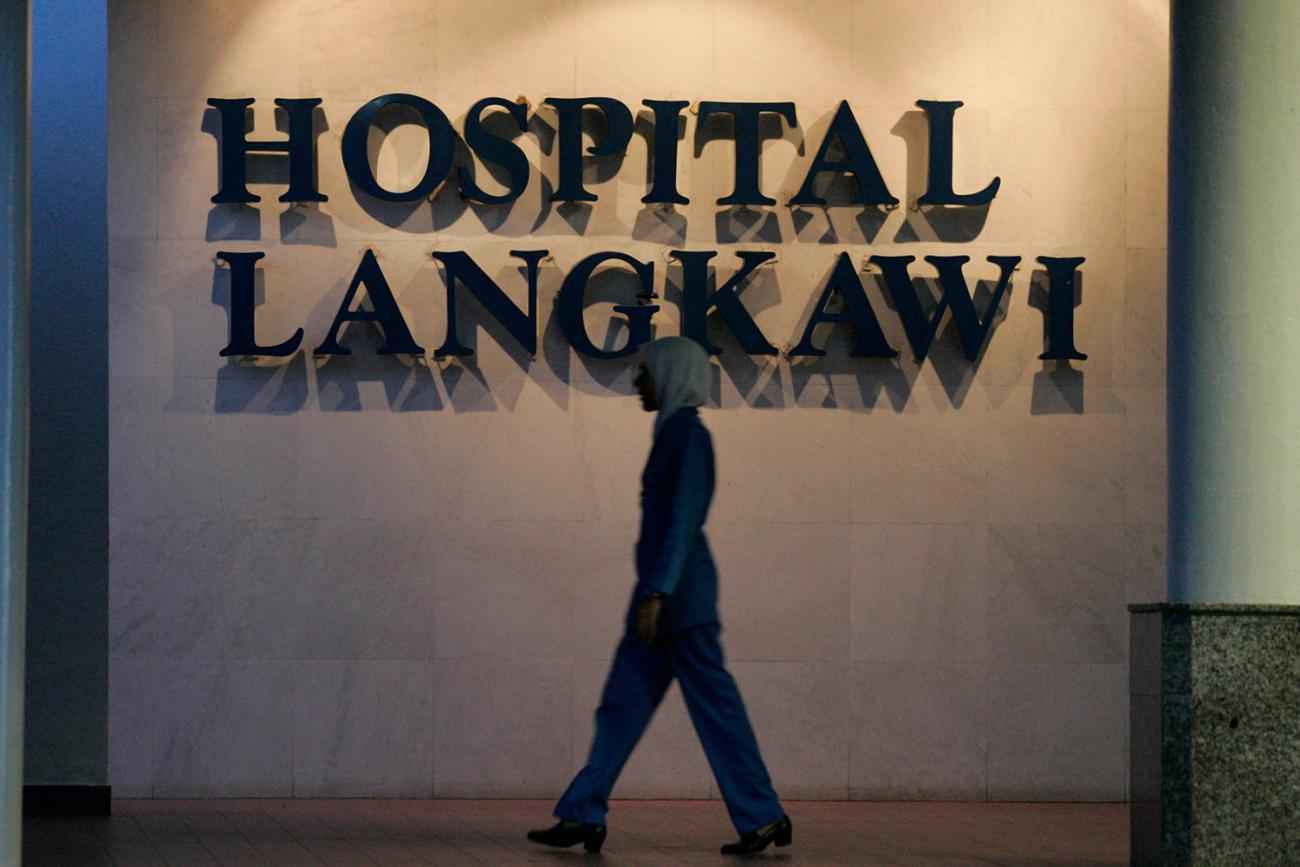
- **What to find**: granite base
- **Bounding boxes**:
[1129,603,1300,866]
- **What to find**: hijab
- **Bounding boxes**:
[640,336,711,438]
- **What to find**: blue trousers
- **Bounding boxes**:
[555,623,785,835]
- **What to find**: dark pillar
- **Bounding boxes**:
[22,0,111,817]
[0,0,30,856]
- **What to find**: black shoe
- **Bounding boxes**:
[720,813,792,855]
[526,819,607,853]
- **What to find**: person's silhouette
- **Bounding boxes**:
[527,336,792,856]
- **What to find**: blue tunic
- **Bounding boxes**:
[624,407,720,634]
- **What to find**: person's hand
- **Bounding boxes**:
[634,595,664,645]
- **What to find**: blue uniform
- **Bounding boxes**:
[555,408,784,835]
[626,407,719,633]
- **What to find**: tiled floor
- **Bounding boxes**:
[24,799,1128,866]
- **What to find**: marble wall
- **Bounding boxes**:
[107,0,1169,800]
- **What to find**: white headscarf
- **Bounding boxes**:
[641,336,711,438]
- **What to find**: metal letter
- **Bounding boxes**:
[790,100,898,206]
[208,97,326,204]
[544,97,634,203]
[314,249,425,356]
[641,99,690,205]
[1035,256,1088,360]
[671,250,777,355]
[915,100,1000,207]
[789,253,897,358]
[698,101,798,206]
[217,250,303,357]
[341,93,456,203]
[871,254,1020,361]
[459,97,530,205]
[433,249,548,356]
[556,251,658,359]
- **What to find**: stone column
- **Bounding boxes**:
[1131,1,1300,864]
[0,1,30,862]
[1167,0,1300,607]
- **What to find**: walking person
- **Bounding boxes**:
[527,336,792,856]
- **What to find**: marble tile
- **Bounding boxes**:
[713,0,856,104]
[1124,246,1166,390]
[431,521,580,661]
[707,407,852,524]
[156,0,300,100]
[850,393,993,524]
[157,98,260,242]
[730,660,851,799]
[1126,110,1167,250]
[989,0,1126,111]
[1124,523,1166,606]
[110,517,307,659]
[851,524,990,662]
[849,662,988,799]
[309,379,582,523]
[575,0,716,100]
[291,519,437,659]
[109,238,161,306]
[432,658,573,797]
[292,658,435,797]
[434,0,577,109]
[570,521,644,661]
[571,659,713,799]
[108,100,158,240]
[109,514,231,657]
[983,388,1127,525]
[108,656,157,797]
[153,657,297,797]
[853,0,991,109]
[469,393,587,518]
[709,522,852,662]
[172,361,315,419]
[108,0,158,108]
[1127,0,1170,112]
[300,0,438,101]
[985,661,1127,800]
[109,301,163,379]
[987,523,1128,664]
[294,412,444,522]
[572,390,657,526]
[150,402,300,519]
[1125,386,1166,525]
[109,376,161,523]
[982,109,1127,249]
